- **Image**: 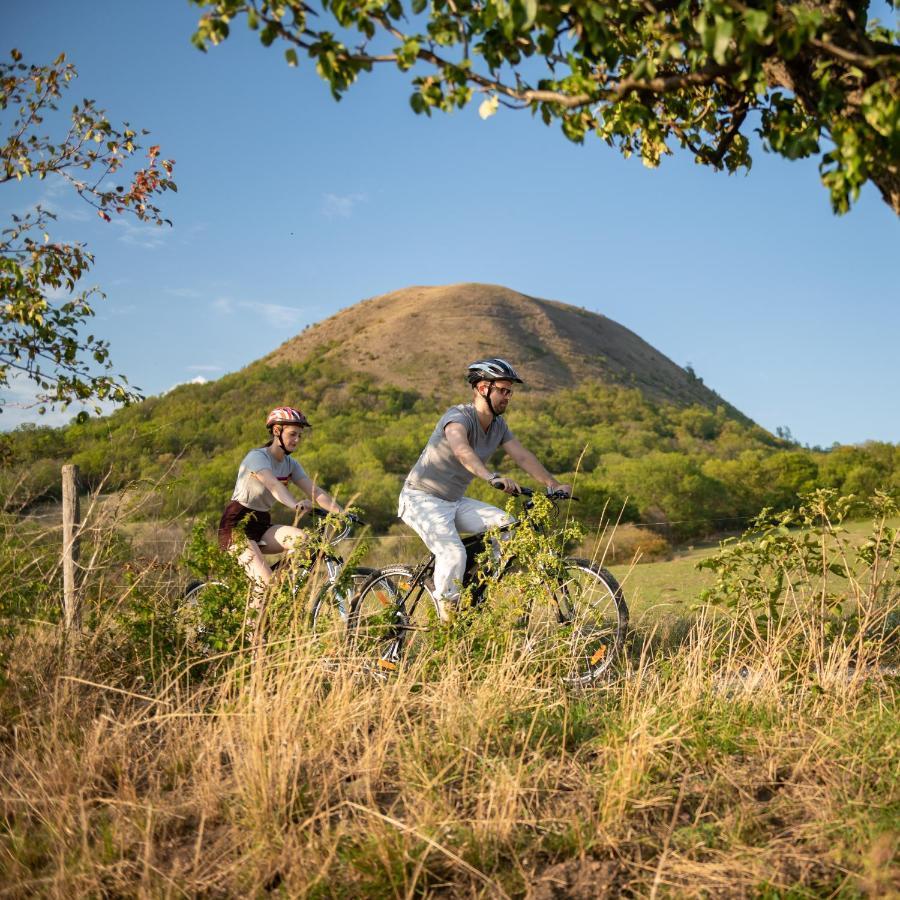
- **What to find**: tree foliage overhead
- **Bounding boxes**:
[1,50,176,417]
[191,1,900,214]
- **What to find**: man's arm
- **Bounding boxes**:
[445,422,496,482]
[502,438,571,494]
[445,423,522,494]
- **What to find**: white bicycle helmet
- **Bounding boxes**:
[466,357,524,386]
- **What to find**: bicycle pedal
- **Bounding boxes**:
[377,658,398,672]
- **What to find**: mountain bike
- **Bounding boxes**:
[349,489,628,684]
[183,509,372,651]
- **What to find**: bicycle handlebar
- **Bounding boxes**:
[490,482,578,501]
[308,507,364,524]
[306,507,364,544]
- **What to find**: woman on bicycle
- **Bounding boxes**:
[398,358,571,621]
[218,406,345,587]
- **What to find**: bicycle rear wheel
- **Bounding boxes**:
[349,565,438,674]
[309,566,375,638]
[525,558,628,684]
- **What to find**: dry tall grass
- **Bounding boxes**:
[0,499,897,898]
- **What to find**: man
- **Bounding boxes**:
[399,358,572,621]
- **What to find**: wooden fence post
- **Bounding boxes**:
[62,463,81,631]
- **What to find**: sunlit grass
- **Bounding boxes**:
[0,502,897,896]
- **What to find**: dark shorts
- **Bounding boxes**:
[218,501,272,550]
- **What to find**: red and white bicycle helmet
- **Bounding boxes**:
[265,406,311,430]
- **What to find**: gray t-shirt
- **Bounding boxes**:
[405,404,514,501]
[230,447,308,512]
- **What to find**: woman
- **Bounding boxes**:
[218,406,344,587]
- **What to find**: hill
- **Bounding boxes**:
[264,283,743,415]
[8,283,897,539]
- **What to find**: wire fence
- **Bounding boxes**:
[9,509,766,544]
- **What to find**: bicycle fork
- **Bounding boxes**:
[324,558,349,620]
[380,570,430,668]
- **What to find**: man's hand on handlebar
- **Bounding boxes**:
[490,475,523,495]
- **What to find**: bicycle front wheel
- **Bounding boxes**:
[349,565,438,674]
[309,566,375,638]
[181,579,234,654]
[526,559,628,684]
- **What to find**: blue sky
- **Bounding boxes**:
[3,0,898,447]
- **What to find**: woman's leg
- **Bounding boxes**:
[258,524,308,557]
[234,539,273,584]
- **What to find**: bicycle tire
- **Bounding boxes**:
[349,565,439,673]
[309,566,376,637]
[182,579,232,654]
[524,558,628,684]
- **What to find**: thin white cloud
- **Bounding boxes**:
[162,374,209,395]
[322,192,368,219]
[166,287,204,299]
[0,372,117,430]
[112,217,169,250]
[187,364,222,373]
[210,296,303,329]
[249,302,304,328]
[44,284,75,301]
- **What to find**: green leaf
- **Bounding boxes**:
[712,16,734,65]
[742,9,770,44]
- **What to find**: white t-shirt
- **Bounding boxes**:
[230,447,307,512]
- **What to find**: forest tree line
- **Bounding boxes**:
[3,357,899,540]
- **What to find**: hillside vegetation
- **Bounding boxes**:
[3,284,899,540]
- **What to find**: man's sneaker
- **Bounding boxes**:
[436,597,459,624]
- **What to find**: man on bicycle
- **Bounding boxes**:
[218,406,346,589]
[399,358,572,621]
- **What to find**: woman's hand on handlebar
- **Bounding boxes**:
[294,499,314,518]
[547,482,573,499]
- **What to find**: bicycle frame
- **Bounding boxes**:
[272,513,358,610]
[386,490,566,630]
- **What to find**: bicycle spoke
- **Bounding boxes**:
[525,560,627,684]
[349,566,438,670]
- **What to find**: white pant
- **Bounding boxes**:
[398,487,513,602]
